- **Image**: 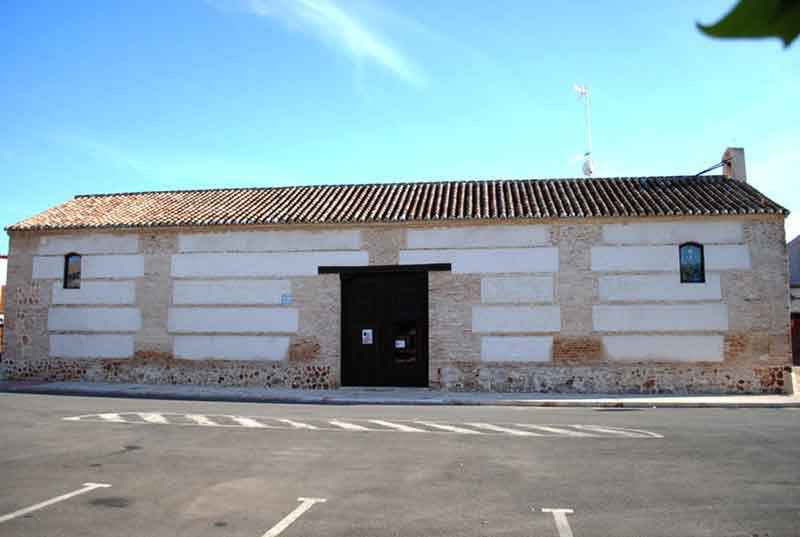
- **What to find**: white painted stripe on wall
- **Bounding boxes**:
[591,245,749,272]
[48,307,141,332]
[33,255,145,280]
[591,246,675,272]
[168,307,299,333]
[32,256,63,279]
[481,276,554,303]
[602,221,743,244]
[406,225,550,249]
[178,229,361,253]
[52,281,136,305]
[38,234,139,255]
[598,273,721,302]
[399,248,558,273]
[472,305,561,333]
[705,245,751,270]
[173,280,291,305]
[603,335,724,361]
[171,251,368,278]
[82,255,145,279]
[50,334,134,358]
[173,335,290,360]
[480,336,553,362]
[593,304,728,332]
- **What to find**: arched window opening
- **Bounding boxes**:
[64,253,81,289]
[679,243,705,283]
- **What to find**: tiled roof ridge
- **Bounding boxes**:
[8,174,789,232]
[72,175,730,199]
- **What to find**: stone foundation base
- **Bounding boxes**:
[434,364,791,394]
[1,356,791,394]
[0,355,334,390]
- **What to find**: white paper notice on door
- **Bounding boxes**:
[361,329,373,345]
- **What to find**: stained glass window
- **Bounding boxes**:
[679,243,705,283]
[64,253,81,289]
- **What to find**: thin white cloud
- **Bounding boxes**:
[48,133,281,186]
[211,0,424,86]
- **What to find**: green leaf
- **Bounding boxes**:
[697,0,800,47]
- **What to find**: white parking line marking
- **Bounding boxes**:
[186,414,219,426]
[515,424,596,437]
[276,419,318,430]
[231,416,272,428]
[0,482,111,524]
[368,420,425,432]
[465,423,540,436]
[328,420,371,431]
[413,421,483,435]
[541,508,575,537]
[137,413,169,424]
[262,497,326,537]
[571,425,663,438]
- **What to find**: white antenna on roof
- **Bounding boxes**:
[573,83,595,177]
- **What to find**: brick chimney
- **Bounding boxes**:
[722,147,747,182]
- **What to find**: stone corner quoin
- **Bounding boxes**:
[1,215,791,395]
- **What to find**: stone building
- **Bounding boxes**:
[1,149,792,393]
[0,254,6,354]
[790,234,800,364]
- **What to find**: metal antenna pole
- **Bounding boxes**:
[584,88,592,157]
[573,83,595,176]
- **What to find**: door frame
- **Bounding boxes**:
[792,312,800,366]
[322,263,451,388]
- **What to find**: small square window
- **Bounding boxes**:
[64,253,81,289]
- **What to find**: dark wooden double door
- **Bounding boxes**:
[341,272,429,387]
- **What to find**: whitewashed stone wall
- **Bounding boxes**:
[28,234,142,359]
[169,230,367,361]
[402,225,558,363]
[592,221,745,362]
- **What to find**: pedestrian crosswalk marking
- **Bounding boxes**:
[465,423,540,436]
[368,420,425,432]
[414,420,483,435]
[328,420,371,431]
[63,413,663,439]
[515,424,596,437]
[231,416,272,428]
[570,424,662,438]
[276,418,318,430]
[186,414,218,426]
[138,412,169,424]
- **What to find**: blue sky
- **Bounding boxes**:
[2,0,799,254]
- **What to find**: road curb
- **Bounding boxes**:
[2,383,800,408]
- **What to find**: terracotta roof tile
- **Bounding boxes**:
[6,176,788,232]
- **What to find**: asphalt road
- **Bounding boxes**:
[0,393,798,537]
